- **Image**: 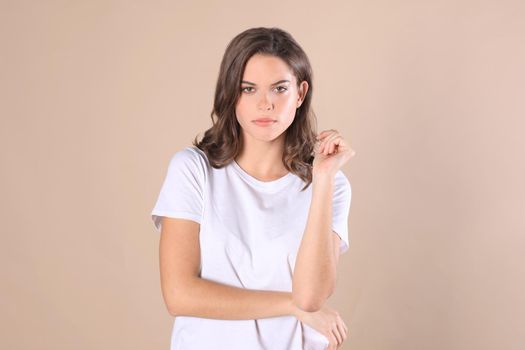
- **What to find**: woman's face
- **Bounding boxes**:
[235,54,308,144]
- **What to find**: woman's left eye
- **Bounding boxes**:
[276,86,287,92]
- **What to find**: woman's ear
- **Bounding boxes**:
[297,80,309,108]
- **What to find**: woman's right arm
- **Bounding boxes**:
[159,216,297,320]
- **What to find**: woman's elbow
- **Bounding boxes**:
[293,293,325,313]
[293,287,334,312]
[162,286,184,317]
[162,295,178,317]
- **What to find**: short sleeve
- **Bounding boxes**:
[332,170,352,254]
[150,147,207,232]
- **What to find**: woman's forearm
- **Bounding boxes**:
[292,174,337,311]
[169,276,298,320]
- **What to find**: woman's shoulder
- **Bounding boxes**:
[178,145,209,163]
[334,169,351,193]
[169,145,207,163]
[166,145,210,179]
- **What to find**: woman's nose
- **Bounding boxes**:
[257,94,274,111]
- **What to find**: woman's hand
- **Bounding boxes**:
[293,302,349,349]
[313,129,356,178]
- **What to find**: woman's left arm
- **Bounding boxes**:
[292,129,356,312]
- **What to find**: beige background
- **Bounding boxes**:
[1,0,524,349]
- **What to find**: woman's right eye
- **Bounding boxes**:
[241,87,254,93]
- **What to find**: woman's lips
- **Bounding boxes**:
[253,120,276,126]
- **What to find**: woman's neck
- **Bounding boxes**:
[234,135,289,181]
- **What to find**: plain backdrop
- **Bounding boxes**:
[1,0,524,349]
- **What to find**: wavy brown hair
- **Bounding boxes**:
[192,27,318,191]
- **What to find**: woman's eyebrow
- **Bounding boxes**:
[241,79,290,86]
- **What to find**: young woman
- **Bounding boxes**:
[151,27,356,350]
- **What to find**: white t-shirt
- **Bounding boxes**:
[151,146,352,350]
